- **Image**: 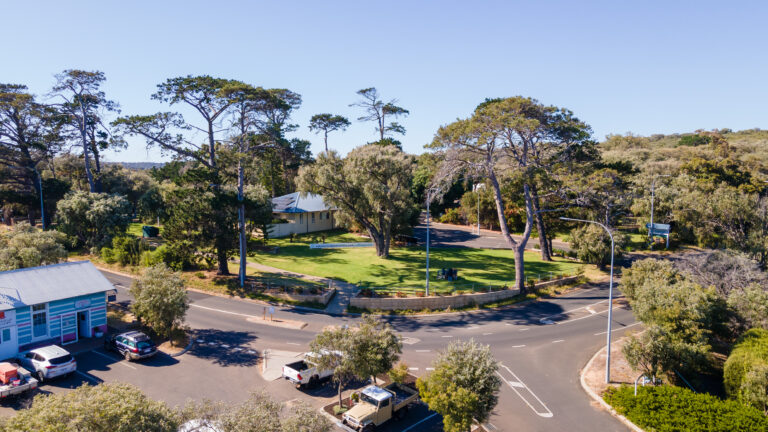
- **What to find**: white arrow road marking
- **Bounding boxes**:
[402,337,421,345]
[497,363,554,418]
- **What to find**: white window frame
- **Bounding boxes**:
[31,303,49,341]
[311,213,316,224]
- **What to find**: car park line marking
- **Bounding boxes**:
[552,340,564,344]
[594,322,641,335]
[497,363,554,418]
[512,345,526,348]
[409,367,419,371]
[402,412,440,432]
[286,342,300,346]
[415,349,431,353]
[426,367,435,371]
[586,307,596,314]
[91,350,136,369]
[76,370,100,383]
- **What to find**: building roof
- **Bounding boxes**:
[0,261,113,311]
[272,192,334,213]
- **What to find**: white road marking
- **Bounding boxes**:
[512,345,526,348]
[540,319,556,325]
[485,423,498,430]
[409,367,419,371]
[497,363,554,418]
[441,335,453,338]
[482,332,494,336]
[594,322,641,335]
[586,307,596,315]
[425,367,435,371]
[221,344,230,348]
[402,412,440,432]
[519,328,530,331]
[286,342,300,346]
[504,323,512,326]
[190,304,258,319]
[552,340,564,344]
[76,370,100,383]
[415,349,431,353]
[91,350,136,370]
[402,337,421,345]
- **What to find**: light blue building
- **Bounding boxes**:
[0,261,112,360]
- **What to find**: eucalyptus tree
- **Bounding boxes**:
[0,84,62,224]
[351,87,409,142]
[308,113,350,153]
[113,75,247,275]
[51,69,120,193]
[430,97,592,293]
[298,143,416,258]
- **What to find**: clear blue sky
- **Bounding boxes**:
[3,1,767,162]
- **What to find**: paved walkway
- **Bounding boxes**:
[244,260,358,315]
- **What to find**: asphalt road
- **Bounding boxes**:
[98,270,633,432]
[412,218,572,252]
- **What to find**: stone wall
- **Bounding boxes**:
[349,276,581,311]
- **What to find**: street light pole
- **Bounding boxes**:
[474,183,484,235]
[425,187,438,297]
[560,216,615,383]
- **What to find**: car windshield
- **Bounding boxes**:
[48,354,72,365]
[360,393,379,406]
[137,341,154,349]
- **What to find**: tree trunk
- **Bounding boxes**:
[79,103,96,193]
[91,144,103,193]
[369,229,388,258]
[531,185,552,261]
[512,246,526,296]
[338,381,343,408]
[216,236,230,275]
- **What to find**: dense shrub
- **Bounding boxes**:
[99,236,147,266]
[604,385,768,432]
[439,208,463,224]
[724,328,768,398]
[569,224,626,267]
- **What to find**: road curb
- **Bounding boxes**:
[579,344,645,432]
[168,334,195,357]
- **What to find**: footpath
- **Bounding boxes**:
[243,260,359,315]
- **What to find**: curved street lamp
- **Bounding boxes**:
[560,216,615,383]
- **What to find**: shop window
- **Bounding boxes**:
[311,213,316,223]
[32,303,47,338]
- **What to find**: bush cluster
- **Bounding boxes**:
[724,328,768,398]
[604,385,768,432]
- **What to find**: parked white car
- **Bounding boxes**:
[17,345,77,382]
[282,351,340,388]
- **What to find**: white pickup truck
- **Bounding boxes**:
[282,352,337,389]
[0,363,38,400]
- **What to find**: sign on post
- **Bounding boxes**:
[646,223,671,248]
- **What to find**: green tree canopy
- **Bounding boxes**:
[308,113,350,153]
[0,383,178,432]
[0,222,67,270]
[54,190,132,249]
[130,264,189,342]
[298,144,416,258]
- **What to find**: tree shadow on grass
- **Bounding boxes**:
[187,329,260,367]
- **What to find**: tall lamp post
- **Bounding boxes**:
[473,183,484,235]
[425,188,440,296]
[560,216,615,383]
[649,174,670,244]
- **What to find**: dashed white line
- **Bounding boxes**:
[441,335,453,338]
[552,339,564,344]
[482,332,494,336]
[512,345,526,348]
[409,367,420,371]
[425,367,435,371]
[415,349,431,353]
[286,342,300,346]
[519,328,530,332]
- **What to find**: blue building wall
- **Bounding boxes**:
[17,292,107,352]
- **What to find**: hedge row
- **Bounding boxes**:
[604,385,768,432]
[724,328,768,398]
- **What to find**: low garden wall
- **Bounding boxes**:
[349,276,580,311]
[270,288,336,306]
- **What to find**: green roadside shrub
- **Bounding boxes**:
[724,328,768,398]
[439,208,462,224]
[100,247,116,264]
[604,385,768,431]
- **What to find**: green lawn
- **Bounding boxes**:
[250,230,583,293]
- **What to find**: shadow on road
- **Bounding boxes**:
[188,328,260,367]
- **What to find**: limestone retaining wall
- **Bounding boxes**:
[349,275,580,311]
[270,288,336,306]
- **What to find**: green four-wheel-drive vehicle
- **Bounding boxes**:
[342,382,418,431]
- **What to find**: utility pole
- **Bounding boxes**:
[561,217,615,383]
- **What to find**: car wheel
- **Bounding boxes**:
[36,371,44,382]
[124,351,132,361]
